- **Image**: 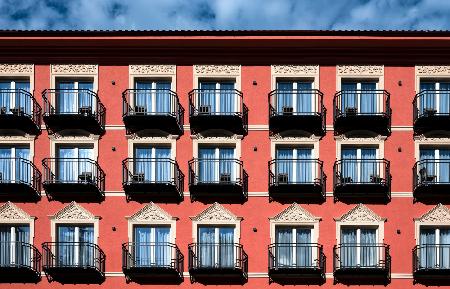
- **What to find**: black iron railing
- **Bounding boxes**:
[334,90,391,119]
[334,243,391,270]
[122,242,183,274]
[42,242,105,273]
[413,90,450,121]
[42,89,105,129]
[122,157,184,192]
[0,88,41,128]
[268,243,325,271]
[413,159,450,189]
[0,241,41,272]
[189,158,246,187]
[269,158,325,187]
[334,159,391,187]
[0,157,41,192]
[122,88,184,127]
[413,244,450,272]
[42,158,105,191]
[188,243,248,273]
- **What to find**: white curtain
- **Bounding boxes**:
[276,148,293,183]
[360,229,377,267]
[134,226,151,266]
[219,227,235,267]
[79,226,94,267]
[440,229,450,269]
[341,83,358,112]
[420,229,436,269]
[276,82,293,113]
[297,148,312,183]
[16,226,30,266]
[341,148,357,182]
[420,149,436,180]
[135,81,152,113]
[0,226,29,266]
[341,228,357,267]
[15,82,31,115]
[57,226,76,266]
[199,83,216,113]
[198,227,215,267]
[155,227,170,266]
[296,228,312,267]
[275,227,293,267]
[439,149,450,182]
[77,82,94,112]
[219,148,235,182]
[57,147,93,182]
[155,82,171,113]
[219,82,235,114]
[0,147,29,184]
[361,148,377,182]
[0,82,11,112]
[0,226,11,266]
[57,225,93,267]
[0,148,12,182]
[360,82,377,113]
[57,82,76,113]
[155,148,171,183]
[296,82,313,114]
[15,147,30,184]
[135,147,152,181]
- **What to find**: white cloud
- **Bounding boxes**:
[0,0,448,30]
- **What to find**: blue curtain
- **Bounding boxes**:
[78,148,93,181]
[135,147,152,181]
[341,83,357,112]
[439,83,450,114]
[155,147,171,183]
[0,147,29,184]
[57,226,93,267]
[0,148,12,182]
[155,227,170,266]
[15,82,31,115]
[275,227,293,267]
[420,82,436,114]
[79,226,94,267]
[0,82,11,112]
[78,82,94,112]
[57,147,93,182]
[296,228,312,267]
[0,226,28,266]
[360,82,376,113]
[0,226,11,266]
[155,82,171,113]
[360,229,377,267]
[341,148,357,182]
[219,82,235,114]
[199,82,216,113]
[198,148,216,183]
[297,82,313,114]
[341,228,357,267]
[276,82,293,113]
[420,229,436,269]
[361,148,376,182]
[57,226,76,266]
[420,149,436,181]
[219,227,234,267]
[440,229,450,269]
[276,148,294,183]
[219,148,235,182]
[135,81,152,113]
[297,148,312,183]
[439,149,450,182]
[57,82,76,113]
[16,147,30,184]
[199,227,215,267]
[133,226,171,267]
[134,226,151,266]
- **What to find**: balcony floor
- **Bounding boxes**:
[0,114,40,135]
[43,114,104,136]
[414,268,450,285]
[414,115,450,136]
[414,183,450,204]
[269,183,325,204]
[123,266,183,284]
[334,267,390,285]
[189,183,246,203]
[0,265,41,283]
[269,267,325,285]
[123,182,182,203]
[43,182,104,202]
[334,114,390,136]
[123,114,182,136]
[44,266,105,284]
[189,114,245,135]
[269,114,324,136]
[189,267,247,284]
[0,182,40,202]
[334,183,390,204]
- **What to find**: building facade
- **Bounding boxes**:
[0,30,449,288]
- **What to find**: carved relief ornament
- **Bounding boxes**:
[337,65,384,76]
[271,65,319,75]
[51,64,98,74]
[194,65,240,75]
[127,202,175,222]
[0,64,33,74]
[0,202,34,221]
[129,64,176,75]
[51,201,97,221]
[270,203,321,223]
[415,204,450,223]
[191,202,241,222]
[416,65,450,75]
[335,204,386,223]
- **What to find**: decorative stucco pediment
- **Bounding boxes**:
[191,202,240,222]
[335,204,386,223]
[0,202,34,221]
[415,204,450,223]
[52,201,96,221]
[128,202,174,222]
[270,203,321,222]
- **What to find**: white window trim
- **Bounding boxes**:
[415,65,450,93]
[193,65,241,90]
[0,202,35,243]
[50,135,99,160]
[0,136,35,163]
[336,65,384,91]
[0,64,34,95]
[335,136,385,161]
[192,136,241,159]
[127,135,177,160]
[129,65,176,91]
[270,136,320,160]
[271,65,319,91]
[414,137,450,161]
[414,203,450,244]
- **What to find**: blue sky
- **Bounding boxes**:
[1,0,450,30]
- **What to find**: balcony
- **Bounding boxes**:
[42,89,105,135]
[122,158,184,203]
[122,89,184,136]
[333,159,391,203]
[42,158,105,202]
[268,243,325,285]
[333,90,391,136]
[333,243,391,285]
[188,158,248,203]
[189,89,248,135]
[413,244,450,285]
[42,242,105,284]
[0,157,41,202]
[122,242,184,284]
[188,243,248,284]
[413,90,450,136]
[268,159,326,203]
[0,89,41,135]
[269,89,326,136]
[413,160,450,203]
[0,241,41,283]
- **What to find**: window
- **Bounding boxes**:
[419,81,450,114]
[341,146,379,183]
[133,225,170,267]
[275,146,314,183]
[134,80,172,114]
[56,79,94,114]
[198,226,235,268]
[276,80,314,114]
[275,226,314,267]
[57,224,94,266]
[340,226,378,267]
[198,81,236,114]
[198,146,236,183]
[56,145,94,182]
[419,227,450,269]
[0,146,30,183]
[0,224,30,266]
[419,147,450,183]
[341,81,378,114]
[133,145,171,183]
[0,80,31,115]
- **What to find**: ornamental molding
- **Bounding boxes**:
[191,134,242,141]
[0,202,34,221]
[270,203,321,222]
[49,134,100,141]
[335,204,386,223]
[413,135,450,142]
[415,204,450,223]
[270,134,321,141]
[0,64,34,74]
[334,135,387,142]
[0,134,36,141]
[51,202,97,221]
[416,65,450,75]
[194,65,240,75]
[271,65,319,75]
[51,64,98,75]
[337,65,384,76]
[127,202,175,222]
[191,202,241,222]
[126,134,178,141]
[129,64,176,75]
